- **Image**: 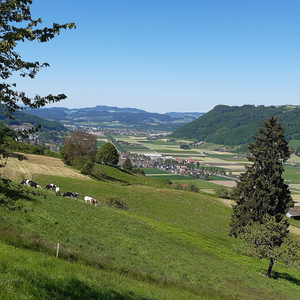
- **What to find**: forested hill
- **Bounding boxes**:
[0,107,67,143]
[0,109,66,132]
[170,105,300,145]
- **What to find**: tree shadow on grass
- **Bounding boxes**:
[0,177,43,213]
[23,274,142,300]
[272,271,300,285]
[94,174,133,186]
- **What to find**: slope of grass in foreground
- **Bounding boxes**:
[0,158,300,299]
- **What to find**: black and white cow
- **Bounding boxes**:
[44,183,57,191]
[20,179,38,188]
[62,192,79,199]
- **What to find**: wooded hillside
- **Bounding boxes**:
[171,105,300,145]
[0,107,67,143]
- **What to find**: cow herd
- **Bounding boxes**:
[20,179,97,206]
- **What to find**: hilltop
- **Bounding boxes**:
[1,154,300,299]
[171,104,300,145]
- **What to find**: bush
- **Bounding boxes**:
[90,165,107,180]
[215,186,232,199]
[122,158,132,171]
[105,196,128,210]
[162,178,172,185]
[81,162,95,175]
[71,156,93,170]
[186,183,199,193]
[132,168,145,176]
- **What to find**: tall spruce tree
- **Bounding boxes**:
[229,116,297,277]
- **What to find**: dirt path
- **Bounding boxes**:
[211,180,237,187]
[1,153,92,181]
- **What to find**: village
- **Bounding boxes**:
[119,151,233,181]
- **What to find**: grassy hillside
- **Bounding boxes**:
[171,104,300,146]
[1,155,300,299]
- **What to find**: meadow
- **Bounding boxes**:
[1,154,300,299]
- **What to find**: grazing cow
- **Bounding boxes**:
[62,192,78,199]
[20,179,38,188]
[44,183,56,191]
[84,196,97,206]
[55,186,60,196]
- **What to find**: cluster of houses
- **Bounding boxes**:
[120,153,229,180]
[64,124,157,136]
[12,126,62,152]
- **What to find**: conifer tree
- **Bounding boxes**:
[229,116,297,277]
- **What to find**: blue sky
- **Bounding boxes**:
[12,0,300,113]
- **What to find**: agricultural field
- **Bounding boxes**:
[116,136,300,201]
[1,154,300,299]
[144,168,236,194]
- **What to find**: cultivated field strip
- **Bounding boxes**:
[1,153,92,181]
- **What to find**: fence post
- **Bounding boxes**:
[56,243,59,258]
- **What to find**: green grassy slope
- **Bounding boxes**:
[0,164,300,299]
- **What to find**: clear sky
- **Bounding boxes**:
[12,0,300,113]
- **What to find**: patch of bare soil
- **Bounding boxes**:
[289,225,300,236]
[211,180,237,187]
[218,198,235,207]
[1,153,92,181]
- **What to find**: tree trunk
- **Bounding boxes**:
[266,258,274,277]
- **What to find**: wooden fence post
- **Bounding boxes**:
[56,243,59,258]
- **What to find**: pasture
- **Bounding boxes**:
[1,154,300,299]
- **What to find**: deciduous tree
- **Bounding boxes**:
[229,116,297,277]
[0,0,75,211]
[62,130,97,168]
[96,142,119,166]
[0,0,75,117]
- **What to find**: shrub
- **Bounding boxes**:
[132,168,145,176]
[90,166,107,180]
[215,186,232,199]
[186,183,199,193]
[122,158,132,171]
[81,162,95,175]
[162,178,172,185]
[105,196,128,210]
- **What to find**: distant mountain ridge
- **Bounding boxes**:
[24,105,205,130]
[171,104,300,145]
